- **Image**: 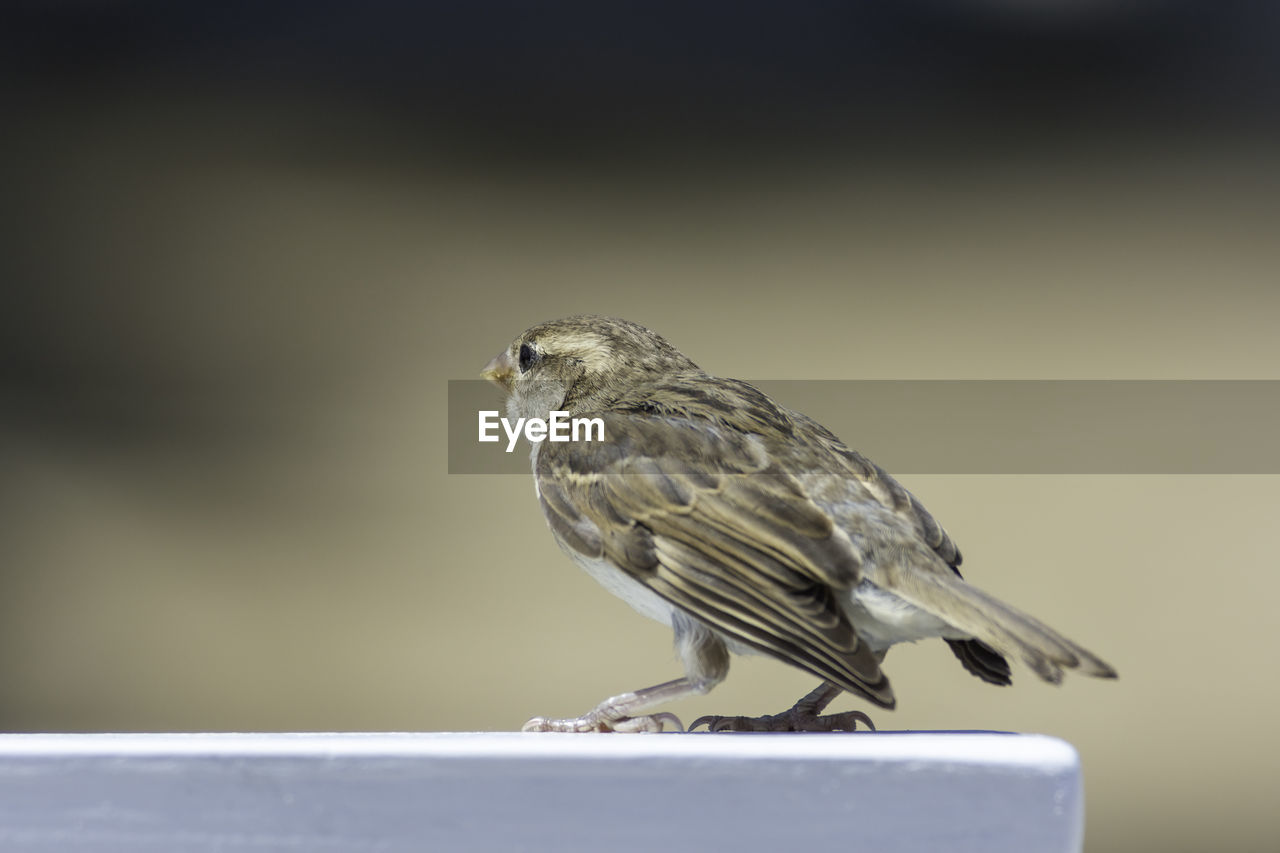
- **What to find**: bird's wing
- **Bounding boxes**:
[536,410,894,708]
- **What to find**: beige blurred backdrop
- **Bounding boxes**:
[4,4,1280,852]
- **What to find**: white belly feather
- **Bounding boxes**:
[846,580,961,651]
[563,549,677,627]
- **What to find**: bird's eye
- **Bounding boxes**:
[518,342,539,372]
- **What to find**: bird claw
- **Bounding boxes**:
[522,711,684,733]
[689,708,875,733]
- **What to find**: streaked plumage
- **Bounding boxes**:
[482,316,1116,732]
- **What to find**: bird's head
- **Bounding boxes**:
[481,315,698,421]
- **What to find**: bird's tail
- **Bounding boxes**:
[891,568,1117,683]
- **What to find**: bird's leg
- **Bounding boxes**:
[689,682,876,732]
[522,678,702,732]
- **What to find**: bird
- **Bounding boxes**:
[481,315,1117,732]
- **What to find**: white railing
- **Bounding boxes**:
[0,732,1083,852]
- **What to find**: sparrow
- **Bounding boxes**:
[481,316,1117,732]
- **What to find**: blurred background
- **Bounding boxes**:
[3,1,1279,850]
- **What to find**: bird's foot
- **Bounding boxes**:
[522,691,684,732]
[522,712,683,733]
[689,707,875,733]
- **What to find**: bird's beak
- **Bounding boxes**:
[481,348,515,391]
